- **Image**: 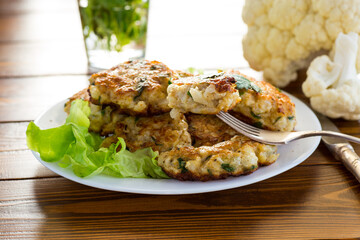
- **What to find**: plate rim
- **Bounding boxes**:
[31,92,321,195]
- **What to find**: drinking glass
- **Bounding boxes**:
[78,0,149,71]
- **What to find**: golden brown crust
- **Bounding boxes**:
[186,114,237,147]
[88,60,187,116]
[64,88,90,114]
[100,113,191,153]
[64,88,115,134]
[164,164,258,181]
[158,136,278,181]
[172,73,238,93]
[167,73,241,115]
[227,70,296,131]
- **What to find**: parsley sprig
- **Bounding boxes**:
[79,0,149,52]
[233,75,261,93]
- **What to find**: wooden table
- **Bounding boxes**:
[1,0,360,239]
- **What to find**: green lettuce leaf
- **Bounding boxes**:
[26,99,169,179]
[26,122,74,162]
[103,138,169,178]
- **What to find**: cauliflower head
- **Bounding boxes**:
[302,32,360,120]
[242,0,360,87]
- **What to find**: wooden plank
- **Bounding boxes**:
[0,76,89,122]
[0,41,88,77]
[0,150,57,179]
[0,165,359,239]
[0,11,83,42]
[0,0,76,14]
[0,122,28,151]
[0,0,87,77]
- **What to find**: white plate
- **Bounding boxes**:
[32,93,321,195]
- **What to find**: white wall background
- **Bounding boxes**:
[146,0,249,70]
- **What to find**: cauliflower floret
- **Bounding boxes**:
[302,32,360,120]
[242,0,360,87]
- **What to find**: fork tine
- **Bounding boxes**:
[217,111,261,135]
[223,113,260,134]
[218,113,258,135]
[219,110,360,145]
[216,113,252,137]
[216,112,262,140]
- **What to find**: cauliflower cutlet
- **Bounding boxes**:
[227,71,296,131]
[64,88,113,134]
[88,60,187,116]
[158,135,278,181]
[101,113,191,153]
[186,114,238,147]
[63,60,291,182]
[167,73,241,117]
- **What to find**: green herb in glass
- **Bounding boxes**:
[78,0,149,69]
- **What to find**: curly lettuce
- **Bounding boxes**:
[26,99,169,179]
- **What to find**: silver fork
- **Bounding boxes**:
[216,111,360,145]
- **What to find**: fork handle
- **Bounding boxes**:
[329,143,360,183]
[292,130,360,145]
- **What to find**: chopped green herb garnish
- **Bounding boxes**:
[98,96,101,103]
[151,136,162,146]
[288,116,295,120]
[177,158,188,173]
[134,77,147,100]
[101,109,105,116]
[276,87,282,92]
[250,110,261,119]
[207,169,213,176]
[201,72,224,79]
[253,121,263,128]
[233,75,261,93]
[187,91,193,99]
[134,87,144,100]
[150,64,161,70]
[158,73,170,78]
[134,116,140,124]
[274,116,282,124]
[168,78,172,85]
[238,89,246,96]
[251,165,256,170]
[221,163,235,172]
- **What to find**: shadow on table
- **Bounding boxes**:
[32,164,360,239]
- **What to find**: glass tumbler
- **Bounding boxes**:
[78,0,149,71]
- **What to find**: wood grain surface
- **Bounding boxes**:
[0,0,360,239]
[0,76,88,122]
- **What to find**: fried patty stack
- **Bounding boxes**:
[65,60,296,181]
